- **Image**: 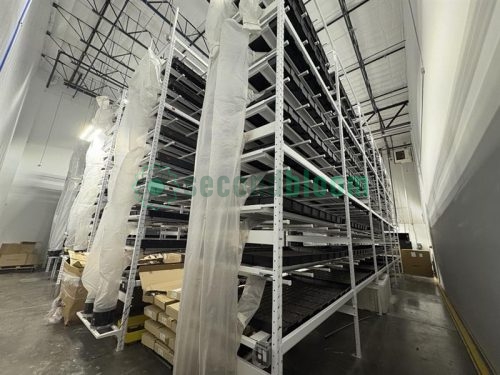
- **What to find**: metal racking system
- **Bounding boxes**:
[231,1,402,373]
[71,1,403,373]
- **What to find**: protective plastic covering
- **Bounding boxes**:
[174,2,265,373]
[65,97,113,250]
[82,49,161,314]
[47,141,88,252]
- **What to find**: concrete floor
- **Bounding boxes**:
[0,272,475,374]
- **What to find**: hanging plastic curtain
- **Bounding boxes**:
[174,1,264,373]
[65,97,113,251]
[82,49,161,326]
[47,140,88,253]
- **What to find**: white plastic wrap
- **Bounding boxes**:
[82,49,161,314]
[239,0,263,33]
[47,141,88,252]
[65,97,113,250]
[174,1,264,372]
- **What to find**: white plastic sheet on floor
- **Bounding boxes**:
[82,50,161,314]
[174,1,264,373]
[66,97,113,251]
[47,140,88,252]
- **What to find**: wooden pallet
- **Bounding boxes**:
[0,264,36,273]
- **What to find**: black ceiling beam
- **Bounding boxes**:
[141,0,209,59]
[367,112,408,127]
[338,0,387,147]
[364,100,409,117]
[385,102,408,129]
[373,129,411,141]
[341,43,405,76]
[317,0,371,33]
[60,0,111,84]
[371,121,411,135]
[359,85,407,105]
[76,0,131,96]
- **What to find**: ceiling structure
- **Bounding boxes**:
[40,0,411,149]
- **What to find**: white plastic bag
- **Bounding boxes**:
[82,49,161,315]
[174,1,264,372]
[66,97,113,250]
[47,141,88,252]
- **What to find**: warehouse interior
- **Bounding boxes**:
[0,0,498,374]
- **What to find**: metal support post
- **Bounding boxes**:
[358,109,379,283]
[335,53,361,359]
[380,157,398,280]
[116,8,179,352]
[88,89,128,250]
[373,151,389,276]
[272,1,285,373]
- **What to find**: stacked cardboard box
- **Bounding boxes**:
[59,259,88,324]
[142,296,180,364]
[0,242,38,268]
[139,264,183,365]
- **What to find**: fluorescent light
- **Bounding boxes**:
[79,125,95,141]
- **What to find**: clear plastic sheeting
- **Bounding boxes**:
[82,49,161,315]
[66,97,113,250]
[174,1,264,372]
[47,141,88,252]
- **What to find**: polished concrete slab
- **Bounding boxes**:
[0,272,475,374]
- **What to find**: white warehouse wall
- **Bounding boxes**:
[404,0,500,370]
[388,158,432,252]
[0,69,96,254]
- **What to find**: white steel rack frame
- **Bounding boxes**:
[71,1,403,372]
[238,1,401,374]
[116,8,180,351]
[75,8,183,351]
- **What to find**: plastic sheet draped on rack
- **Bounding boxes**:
[65,97,113,251]
[174,1,264,373]
[82,49,161,322]
[47,140,88,252]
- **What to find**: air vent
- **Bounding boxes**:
[394,148,412,163]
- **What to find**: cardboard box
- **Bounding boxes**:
[163,253,183,264]
[0,242,37,267]
[0,242,35,255]
[0,253,27,267]
[143,294,155,304]
[68,250,88,267]
[167,288,182,300]
[401,249,433,277]
[154,341,174,364]
[158,312,177,333]
[144,305,163,321]
[165,302,180,321]
[25,253,39,266]
[145,319,175,346]
[139,267,184,295]
[141,331,156,350]
[154,294,178,311]
[60,261,87,324]
[168,336,175,351]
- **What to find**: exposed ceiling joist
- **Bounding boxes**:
[385,101,408,129]
[359,85,407,105]
[338,0,387,150]
[341,41,405,77]
[364,100,409,117]
[316,0,371,33]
